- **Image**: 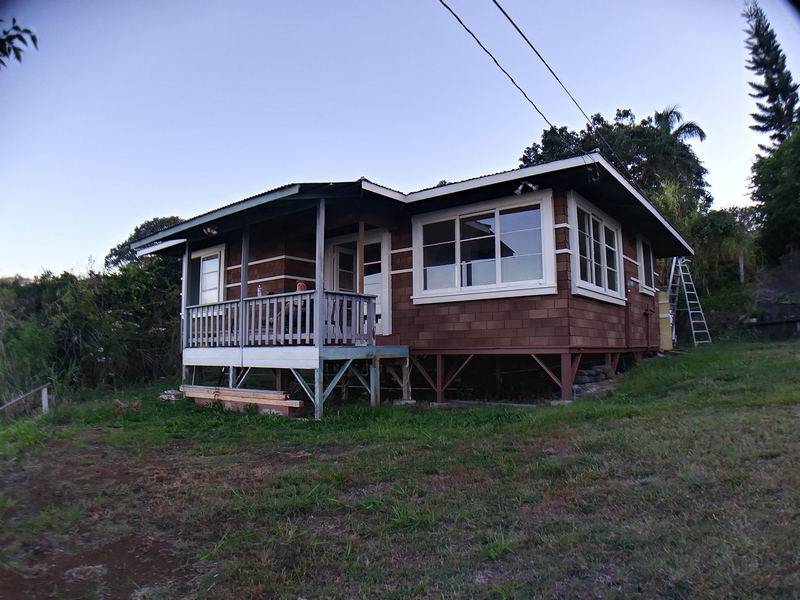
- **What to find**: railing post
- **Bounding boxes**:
[41,385,49,413]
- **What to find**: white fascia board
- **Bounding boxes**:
[405,155,597,203]
[360,180,407,202]
[131,184,301,250]
[135,238,186,258]
[591,154,694,256]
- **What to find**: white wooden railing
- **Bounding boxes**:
[185,291,375,349]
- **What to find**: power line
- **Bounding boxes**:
[437,0,557,130]
[490,0,635,181]
[437,0,597,176]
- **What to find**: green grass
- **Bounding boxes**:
[1,341,799,598]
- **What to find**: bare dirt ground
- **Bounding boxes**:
[0,432,194,599]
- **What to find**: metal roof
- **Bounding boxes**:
[131,155,693,257]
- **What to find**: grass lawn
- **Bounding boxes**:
[1,341,798,599]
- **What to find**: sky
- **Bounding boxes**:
[2,0,800,278]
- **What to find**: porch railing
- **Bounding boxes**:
[185,290,376,349]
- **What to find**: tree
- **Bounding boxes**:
[743,1,799,149]
[751,128,800,262]
[519,107,712,234]
[0,18,37,70]
[104,216,182,270]
[653,104,707,143]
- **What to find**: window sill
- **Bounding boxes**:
[573,284,626,306]
[412,284,557,305]
[638,285,656,296]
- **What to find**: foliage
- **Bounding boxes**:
[0,221,181,403]
[104,216,182,270]
[0,18,37,70]
[751,129,800,263]
[519,106,712,230]
[743,1,798,149]
[688,210,753,296]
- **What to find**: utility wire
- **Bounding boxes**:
[437,0,556,129]
[490,0,635,182]
[437,0,593,172]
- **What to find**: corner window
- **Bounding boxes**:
[413,193,556,304]
[569,193,624,304]
[190,244,225,305]
[637,235,655,294]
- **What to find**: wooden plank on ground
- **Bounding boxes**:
[180,385,302,407]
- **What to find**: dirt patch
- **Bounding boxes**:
[0,535,182,600]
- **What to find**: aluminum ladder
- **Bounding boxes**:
[668,257,711,347]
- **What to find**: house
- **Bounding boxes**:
[132,153,692,418]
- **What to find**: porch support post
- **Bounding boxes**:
[240,225,250,347]
[228,367,236,389]
[560,353,582,400]
[436,354,444,403]
[369,357,380,407]
[314,359,324,420]
[315,199,325,349]
[357,221,365,294]
[181,241,190,380]
[402,359,412,401]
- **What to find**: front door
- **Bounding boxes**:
[328,231,391,336]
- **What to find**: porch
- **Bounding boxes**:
[184,289,376,350]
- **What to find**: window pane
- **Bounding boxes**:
[461,259,495,286]
[425,265,455,290]
[364,242,381,264]
[460,213,494,240]
[502,255,542,282]
[365,263,380,276]
[499,206,540,232]
[607,267,617,292]
[500,230,540,257]
[200,255,220,305]
[424,243,455,267]
[642,242,654,287]
[423,220,455,245]
[461,238,495,287]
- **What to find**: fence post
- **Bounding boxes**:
[41,385,49,413]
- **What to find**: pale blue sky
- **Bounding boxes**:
[2,0,799,278]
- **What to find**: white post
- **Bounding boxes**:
[315,199,325,348]
[41,385,49,413]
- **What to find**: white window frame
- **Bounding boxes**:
[411,191,556,304]
[191,244,226,305]
[637,235,656,295]
[568,191,625,305]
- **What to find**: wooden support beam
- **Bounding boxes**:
[436,354,444,403]
[560,353,582,400]
[347,363,370,392]
[323,359,353,402]
[289,368,315,403]
[531,354,561,388]
[604,352,620,373]
[443,355,474,394]
[402,359,412,401]
[410,355,436,391]
[369,359,380,407]
[314,359,324,420]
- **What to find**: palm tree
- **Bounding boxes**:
[653,104,707,143]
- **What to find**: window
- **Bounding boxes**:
[637,235,655,293]
[413,193,555,303]
[189,244,225,305]
[569,193,624,304]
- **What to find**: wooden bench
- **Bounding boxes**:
[180,385,303,417]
